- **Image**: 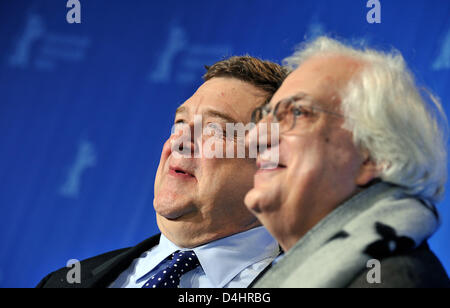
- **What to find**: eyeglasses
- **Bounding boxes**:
[251,92,345,133]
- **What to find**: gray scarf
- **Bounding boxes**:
[253,182,440,288]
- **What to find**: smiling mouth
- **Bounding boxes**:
[257,161,287,171]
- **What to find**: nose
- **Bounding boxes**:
[170,119,202,158]
[246,115,279,157]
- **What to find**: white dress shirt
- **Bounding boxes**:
[109,226,279,288]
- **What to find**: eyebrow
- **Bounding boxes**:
[285,92,314,105]
[175,106,238,123]
[175,106,187,116]
[203,109,238,123]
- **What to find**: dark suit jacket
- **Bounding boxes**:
[36,233,274,288]
[37,234,161,288]
[346,243,450,288]
[249,242,449,288]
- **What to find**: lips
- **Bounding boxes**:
[256,160,287,170]
[169,165,196,178]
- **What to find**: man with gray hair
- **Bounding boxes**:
[246,36,450,288]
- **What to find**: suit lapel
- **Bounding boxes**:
[84,234,161,288]
[248,249,284,288]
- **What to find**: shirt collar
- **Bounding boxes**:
[155,226,279,288]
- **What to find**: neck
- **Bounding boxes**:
[157,214,261,248]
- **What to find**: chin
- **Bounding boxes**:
[245,188,266,214]
[154,194,194,220]
[246,185,282,215]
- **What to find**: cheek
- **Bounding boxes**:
[281,135,338,196]
[311,133,363,199]
[198,159,257,216]
[201,157,256,187]
[283,136,324,174]
[326,131,361,173]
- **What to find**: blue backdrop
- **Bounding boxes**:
[0,0,449,287]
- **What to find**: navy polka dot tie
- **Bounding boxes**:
[142,250,200,288]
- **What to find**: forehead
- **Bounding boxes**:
[271,55,362,111]
[178,77,268,121]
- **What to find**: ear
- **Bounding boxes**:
[355,150,380,187]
